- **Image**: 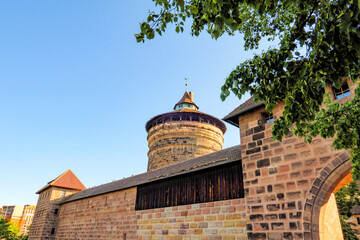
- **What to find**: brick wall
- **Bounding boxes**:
[137,198,247,240]
[53,187,247,240]
[55,187,137,240]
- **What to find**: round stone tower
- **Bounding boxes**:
[146,91,226,171]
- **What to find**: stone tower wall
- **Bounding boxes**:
[239,78,357,239]
[147,121,224,171]
[28,187,80,240]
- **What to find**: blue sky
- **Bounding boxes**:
[0,1,272,206]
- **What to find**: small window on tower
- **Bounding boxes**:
[61,191,66,196]
[333,82,351,99]
[262,112,274,123]
[51,228,56,235]
[54,209,59,215]
[357,217,360,225]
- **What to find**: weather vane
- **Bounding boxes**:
[185,77,188,92]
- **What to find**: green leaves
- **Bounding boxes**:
[137,0,360,179]
[189,5,198,15]
[0,217,20,240]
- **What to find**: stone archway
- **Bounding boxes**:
[303,151,352,240]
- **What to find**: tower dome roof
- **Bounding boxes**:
[146,91,226,134]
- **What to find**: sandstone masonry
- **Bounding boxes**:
[29,81,359,240]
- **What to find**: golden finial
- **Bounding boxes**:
[185,77,188,92]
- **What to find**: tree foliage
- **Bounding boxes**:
[0,217,28,240]
[0,217,19,240]
[335,181,360,240]
[137,0,360,177]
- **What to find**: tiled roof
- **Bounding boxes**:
[223,97,264,127]
[63,145,241,204]
[174,92,199,109]
[36,169,86,194]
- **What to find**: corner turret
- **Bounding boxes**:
[29,170,86,240]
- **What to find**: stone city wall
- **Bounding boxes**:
[54,187,247,240]
[55,187,137,240]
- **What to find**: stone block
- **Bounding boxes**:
[254,125,265,133]
[271,222,284,230]
[247,233,266,240]
[256,158,270,168]
[271,156,282,164]
[197,222,208,228]
[278,164,290,173]
[268,233,282,240]
[251,205,264,212]
[265,214,278,220]
[267,204,280,211]
[249,214,264,221]
[253,132,265,141]
[284,153,297,161]
[246,147,261,155]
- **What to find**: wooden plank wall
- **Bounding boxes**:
[135,162,244,210]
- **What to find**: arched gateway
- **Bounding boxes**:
[29,80,358,240]
[304,151,352,240]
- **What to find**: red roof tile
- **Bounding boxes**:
[36,169,86,194]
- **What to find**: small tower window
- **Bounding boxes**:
[357,217,360,225]
[333,82,351,99]
[51,228,56,235]
[61,191,66,196]
[262,112,274,123]
[54,209,59,215]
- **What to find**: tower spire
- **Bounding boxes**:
[185,77,188,92]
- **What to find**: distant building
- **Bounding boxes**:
[2,204,36,235]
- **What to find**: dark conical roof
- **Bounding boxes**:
[173,91,199,110]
